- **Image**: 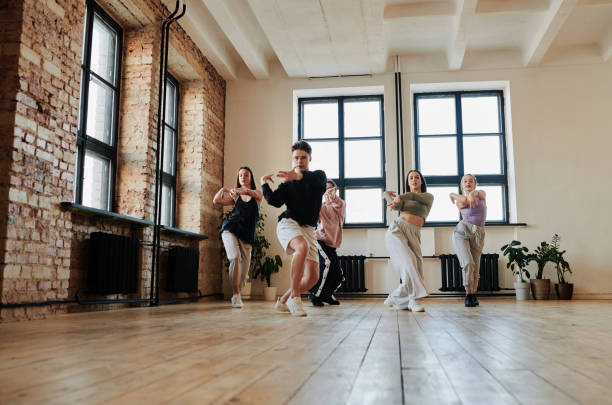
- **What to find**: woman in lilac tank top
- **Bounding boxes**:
[449,174,487,307]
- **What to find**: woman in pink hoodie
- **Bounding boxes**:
[308,180,346,306]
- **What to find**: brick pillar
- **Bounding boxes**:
[0,0,25,307]
[1,0,84,319]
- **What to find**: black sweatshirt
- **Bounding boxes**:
[262,170,327,227]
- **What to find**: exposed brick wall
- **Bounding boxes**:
[1,0,226,321]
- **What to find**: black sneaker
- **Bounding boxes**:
[321,295,340,305]
[309,294,324,307]
[465,294,476,307]
[472,294,479,306]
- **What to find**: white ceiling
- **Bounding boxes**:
[167,0,612,80]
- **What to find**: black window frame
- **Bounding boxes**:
[75,0,123,211]
[298,95,386,228]
[161,73,179,227]
[414,90,509,225]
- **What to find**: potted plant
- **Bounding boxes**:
[549,234,573,299]
[527,240,555,300]
[501,240,531,300]
[249,213,282,301]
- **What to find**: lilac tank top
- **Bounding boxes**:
[460,199,487,227]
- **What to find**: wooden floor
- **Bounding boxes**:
[1,299,612,405]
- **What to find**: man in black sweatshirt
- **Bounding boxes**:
[260,141,326,316]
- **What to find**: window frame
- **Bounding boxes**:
[75,0,123,211]
[298,95,386,228]
[161,73,179,227]
[413,90,509,225]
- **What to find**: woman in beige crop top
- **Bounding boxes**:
[382,170,434,312]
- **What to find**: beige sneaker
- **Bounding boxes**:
[274,297,290,313]
[286,296,307,317]
[408,299,425,312]
[231,294,243,308]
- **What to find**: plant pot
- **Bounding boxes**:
[263,286,277,301]
[555,283,574,300]
[241,281,252,300]
[514,281,531,300]
[530,279,551,300]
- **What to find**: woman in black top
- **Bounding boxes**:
[213,167,262,308]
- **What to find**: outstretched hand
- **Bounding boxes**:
[277,168,303,183]
[260,173,274,185]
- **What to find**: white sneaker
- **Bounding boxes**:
[286,296,307,317]
[408,299,425,312]
[383,296,394,307]
[231,294,243,308]
[274,297,290,313]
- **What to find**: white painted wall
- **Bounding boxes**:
[223,61,612,299]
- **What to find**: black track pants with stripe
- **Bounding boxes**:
[309,240,343,299]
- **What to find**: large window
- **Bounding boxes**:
[75,0,122,210]
[299,96,386,227]
[414,91,508,224]
[160,74,179,227]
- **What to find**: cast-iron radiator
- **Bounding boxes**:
[87,232,139,294]
[439,253,500,292]
[337,255,367,293]
[166,246,199,293]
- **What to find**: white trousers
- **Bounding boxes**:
[452,220,485,292]
[222,231,252,291]
[385,218,428,308]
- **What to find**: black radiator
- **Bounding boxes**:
[337,255,367,293]
[166,246,199,292]
[87,232,139,294]
[439,253,500,292]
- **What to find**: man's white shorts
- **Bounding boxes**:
[276,218,318,263]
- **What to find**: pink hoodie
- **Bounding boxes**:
[315,195,346,248]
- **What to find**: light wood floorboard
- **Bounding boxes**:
[1,299,612,404]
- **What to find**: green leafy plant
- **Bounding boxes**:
[501,240,531,282]
[219,211,282,287]
[527,240,556,279]
[549,234,572,284]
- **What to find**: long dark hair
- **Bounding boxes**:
[406,169,427,193]
[236,166,256,190]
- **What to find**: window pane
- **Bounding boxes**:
[479,185,504,221]
[82,150,110,210]
[163,127,175,174]
[344,100,381,138]
[164,80,176,127]
[426,186,460,223]
[161,183,173,227]
[417,97,456,135]
[345,188,383,224]
[463,136,502,175]
[91,14,117,85]
[418,137,457,176]
[86,76,114,144]
[303,102,338,139]
[345,140,382,178]
[461,96,500,134]
[309,141,338,179]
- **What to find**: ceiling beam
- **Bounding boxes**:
[523,0,578,67]
[162,0,237,80]
[476,0,550,14]
[247,0,306,77]
[448,0,478,70]
[601,25,612,61]
[202,0,269,79]
[384,1,455,19]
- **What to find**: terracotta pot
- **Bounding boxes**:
[263,286,277,301]
[514,281,531,300]
[555,283,574,300]
[530,279,551,300]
